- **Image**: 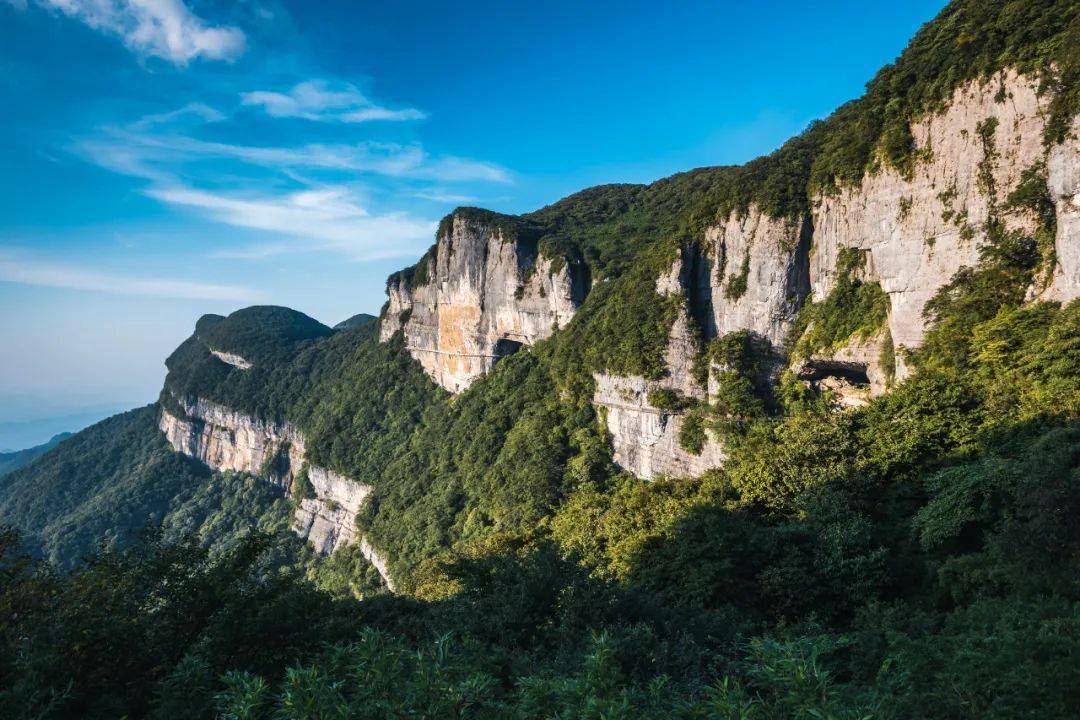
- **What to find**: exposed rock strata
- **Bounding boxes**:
[593,373,724,480]
[158,396,394,590]
[1046,116,1080,301]
[810,71,1073,379]
[591,71,1078,480]
[210,349,252,370]
[380,212,587,392]
[792,329,892,409]
[702,212,812,347]
[592,264,724,479]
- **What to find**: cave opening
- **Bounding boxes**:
[799,360,870,387]
[494,338,525,358]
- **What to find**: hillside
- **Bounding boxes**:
[0,432,71,477]
[1,1,1079,717]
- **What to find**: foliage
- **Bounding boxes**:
[1,4,1078,717]
[0,529,361,720]
[678,412,707,454]
[808,0,1080,194]
[723,252,751,301]
[0,432,71,477]
[0,406,210,568]
[795,248,890,358]
[195,306,332,365]
[647,388,692,413]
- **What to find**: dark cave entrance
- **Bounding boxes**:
[494,338,525,358]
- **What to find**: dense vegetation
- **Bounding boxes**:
[195,306,333,365]
[0,407,210,568]
[0,1,1078,717]
[6,207,1076,717]
[793,248,891,359]
[0,432,71,476]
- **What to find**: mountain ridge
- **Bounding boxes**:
[2,3,1080,715]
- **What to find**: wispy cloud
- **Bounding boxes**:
[78,128,512,184]
[413,190,478,204]
[129,102,226,130]
[69,92,511,261]
[0,253,263,301]
[242,80,427,123]
[23,0,244,64]
[146,185,435,261]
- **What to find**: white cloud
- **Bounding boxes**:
[414,190,478,204]
[68,94,512,263]
[0,253,263,301]
[79,128,512,183]
[129,102,226,129]
[35,0,245,64]
[241,80,427,123]
[146,184,435,261]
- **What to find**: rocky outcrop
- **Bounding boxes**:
[593,262,724,479]
[159,397,303,481]
[592,71,1079,480]
[792,328,892,408]
[810,71,1075,379]
[380,212,587,392]
[210,349,252,369]
[593,373,724,480]
[1046,115,1080,301]
[158,396,393,589]
[702,211,812,347]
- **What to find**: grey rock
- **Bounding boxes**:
[159,395,394,590]
[380,212,587,392]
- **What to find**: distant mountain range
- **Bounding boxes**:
[0,432,72,477]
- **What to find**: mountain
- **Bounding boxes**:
[0,406,126,451]
[1,2,1079,717]
[333,312,377,331]
[0,432,71,476]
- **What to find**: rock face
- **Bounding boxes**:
[380,212,587,392]
[701,212,812,347]
[810,71,1074,379]
[210,349,252,370]
[159,396,394,590]
[792,329,892,409]
[594,373,724,480]
[593,263,725,480]
[1046,115,1080,302]
[592,71,1079,479]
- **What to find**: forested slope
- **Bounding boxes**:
[1,0,1079,717]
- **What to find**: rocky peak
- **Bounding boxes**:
[380,209,588,392]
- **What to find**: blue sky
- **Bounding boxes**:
[0,0,947,446]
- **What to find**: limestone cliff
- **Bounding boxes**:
[158,396,394,590]
[593,252,725,479]
[209,349,253,370]
[380,211,587,392]
[700,211,812,348]
[811,71,1077,379]
[592,71,1079,478]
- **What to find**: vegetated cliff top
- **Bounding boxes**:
[387,0,1077,289]
[193,306,333,363]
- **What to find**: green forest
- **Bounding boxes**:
[1,0,1079,717]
